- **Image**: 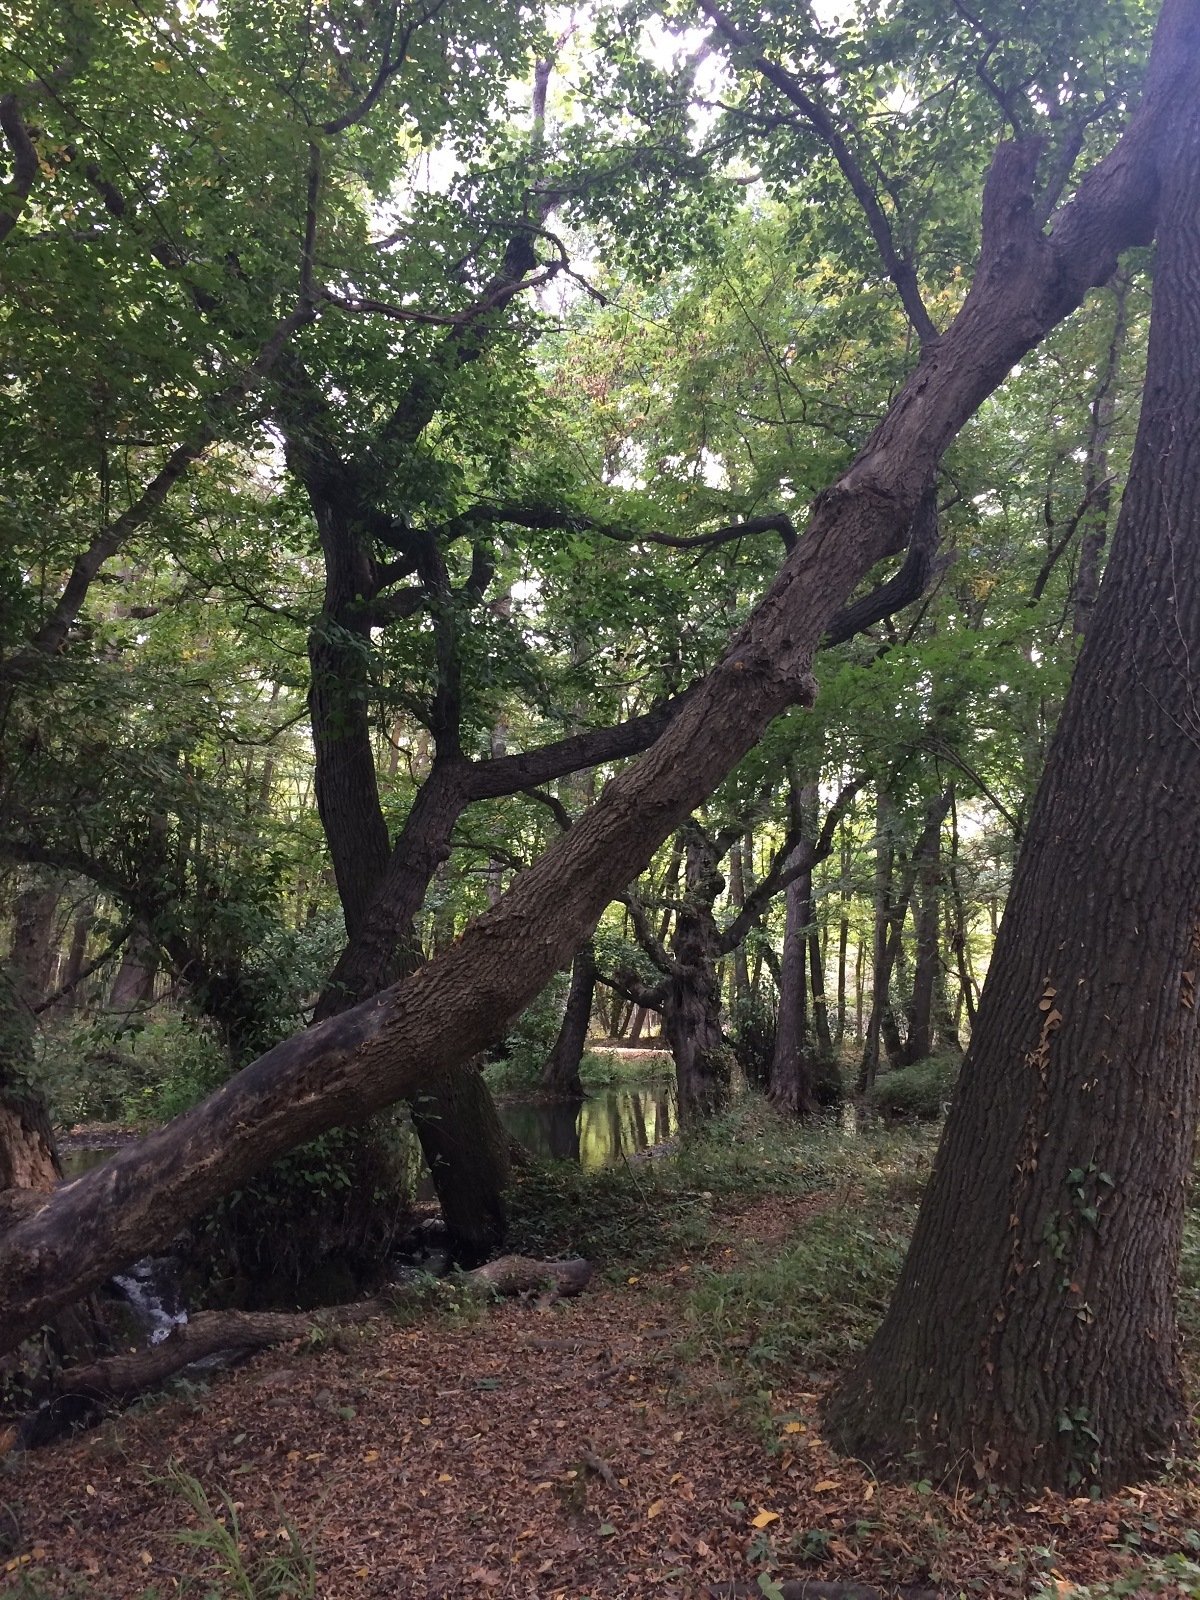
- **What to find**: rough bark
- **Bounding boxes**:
[826,61,1200,1492]
[541,940,596,1097]
[662,832,733,1122]
[900,791,953,1065]
[0,31,1186,1349]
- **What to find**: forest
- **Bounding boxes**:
[4,0,1200,1593]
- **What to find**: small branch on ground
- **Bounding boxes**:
[11,1255,591,1448]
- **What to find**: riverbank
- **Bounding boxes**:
[6,1105,1200,1599]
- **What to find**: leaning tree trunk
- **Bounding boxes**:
[1,36,1189,1351]
[827,87,1200,1494]
[541,940,596,1097]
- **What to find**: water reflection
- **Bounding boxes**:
[501,1081,678,1169]
[60,1081,680,1188]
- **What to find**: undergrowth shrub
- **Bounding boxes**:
[189,1116,423,1308]
[679,1148,925,1381]
[867,1050,961,1121]
[728,998,777,1091]
[31,1014,227,1126]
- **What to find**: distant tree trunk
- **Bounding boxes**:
[409,1064,510,1268]
[729,843,750,1009]
[854,940,865,1040]
[770,784,818,1116]
[835,826,851,1043]
[858,790,895,1094]
[945,791,979,1031]
[60,898,95,1010]
[9,883,61,1011]
[541,941,596,1097]
[108,931,157,1012]
[1072,272,1129,636]
[901,791,953,1065]
[809,928,833,1055]
[828,92,1200,1492]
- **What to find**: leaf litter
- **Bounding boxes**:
[6,1189,1200,1597]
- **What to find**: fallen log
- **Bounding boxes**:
[10,1255,591,1448]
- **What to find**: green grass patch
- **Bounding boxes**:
[507,1095,935,1274]
[678,1137,927,1383]
[867,1050,962,1121]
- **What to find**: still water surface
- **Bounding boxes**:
[62,1079,680,1183]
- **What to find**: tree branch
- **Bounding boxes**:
[0,93,39,247]
[697,0,938,345]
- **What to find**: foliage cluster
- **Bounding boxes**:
[867,1051,963,1122]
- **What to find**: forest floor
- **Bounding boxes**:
[5,1109,1200,1599]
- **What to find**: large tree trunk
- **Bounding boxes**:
[826,82,1200,1493]
[9,882,61,1010]
[0,968,59,1216]
[663,832,732,1121]
[541,940,596,1097]
[0,44,1186,1351]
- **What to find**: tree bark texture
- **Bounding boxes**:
[0,25,1189,1347]
[541,940,596,1097]
[663,832,733,1121]
[770,785,818,1116]
[900,790,952,1065]
[826,64,1200,1492]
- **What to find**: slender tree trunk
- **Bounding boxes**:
[945,790,979,1031]
[901,791,952,1065]
[858,790,894,1094]
[828,92,1200,1491]
[60,897,95,1010]
[729,843,750,1009]
[1072,273,1129,635]
[770,785,819,1116]
[541,941,596,1097]
[835,825,851,1043]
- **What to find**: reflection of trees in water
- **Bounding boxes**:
[572,1086,678,1170]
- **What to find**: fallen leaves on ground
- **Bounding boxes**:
[5,1191,1200,1598]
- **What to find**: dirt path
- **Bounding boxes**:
[6,1193,1199,1597]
